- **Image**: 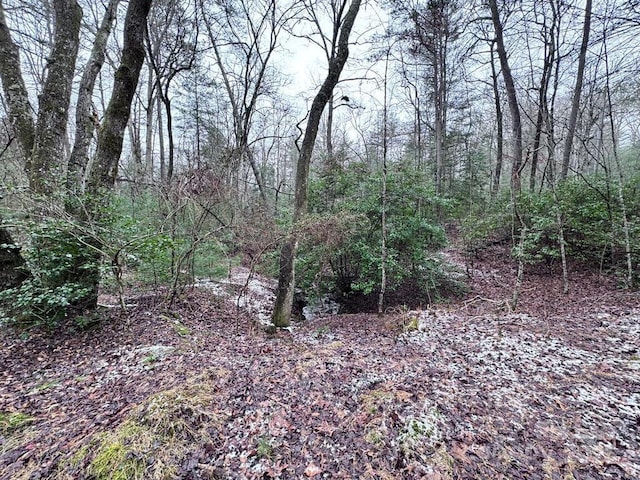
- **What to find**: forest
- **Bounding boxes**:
[0,0,639,478]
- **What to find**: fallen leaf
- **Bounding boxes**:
[304,462,322,477]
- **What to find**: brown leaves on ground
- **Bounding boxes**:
[1,247,639,479]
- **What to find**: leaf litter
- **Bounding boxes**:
[0,246,638,479]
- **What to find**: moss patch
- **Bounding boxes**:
[0,411,34,436]
[66,381,224,480]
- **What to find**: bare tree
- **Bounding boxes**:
[145,0,197,184]
[488,0,523,193]
[561,0,592,180]
[200,0,292,209]
[272,0,361,327]
[67,0,121,194]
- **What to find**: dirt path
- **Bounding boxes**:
[1,249,639,479]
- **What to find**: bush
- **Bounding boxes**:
[0,220,100,328]
[299,163,459,310]
[460,174,639,280]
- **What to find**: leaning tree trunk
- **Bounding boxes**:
[88,0,153,195]
[271,0,362,327]
[67,0,120,194]
[561,0,591,181]
[489,0,523,193]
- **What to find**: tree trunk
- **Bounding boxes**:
[561,0,591,181]
[0,0,34,156]
[0,0,34,291]
[88,0,153,194]
[30,0,82,196]
[489,0,523,193]
[79,0,152,311]
[272,0,361,327]
[68,0,120,194]
[0,224,29,290]
[145,62,155,181]
[490,40,503,198]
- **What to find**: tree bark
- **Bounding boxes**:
[489,0,523,193]
[68,0,120,194]
[272,0,361,327]
[30,0,82,196]
[490,40,503,198]
[0,0,33,291]
[0,0,34,157]
[561,0,591,181]
[88,0,153,194]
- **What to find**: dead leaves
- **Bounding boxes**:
[1,249,639,479]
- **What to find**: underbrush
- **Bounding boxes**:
[459,175,639,286]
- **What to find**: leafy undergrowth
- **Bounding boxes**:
[1,246,639,479]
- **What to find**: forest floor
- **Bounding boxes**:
[1,244,639,479]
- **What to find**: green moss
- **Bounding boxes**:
[172,321,191,337]
[0,411,33,435]
[88,423,148,480]
[70,381,222,480]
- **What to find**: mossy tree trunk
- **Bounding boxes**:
[0,0,82,295]
[88,0,153,196]
[67,0,121,194]
[0,0,152,314]
[272,0,362,327]
[29,0,82,197]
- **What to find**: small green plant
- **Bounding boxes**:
[364,428,384,446]
[33,380,59,392]
[397,407,444,460]
[314,325,331,338]
[402,316,420,333]
[142,354,157,366]
[172,321,191,337]
[0,220,99,329]
[256,436,273,459]
[0,411,33,435]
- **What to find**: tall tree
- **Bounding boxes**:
[392,0,462,196]
[561,0,592,180]
[488,0,523,193]
[489,39,503,197]
[200,0,291,209]
[67,0,121,194]
[145,0,197,184]
[272,0,361,327]
[88,0,154,195]
[0,0,153,309]
[0,0,82,292]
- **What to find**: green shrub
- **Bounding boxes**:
[299,164,457,308]
[460,174,639,280]
[0,220,100,328]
